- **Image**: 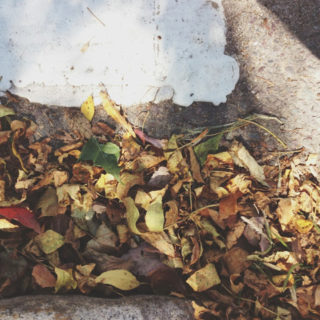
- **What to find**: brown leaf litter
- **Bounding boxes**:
[1,100,320,319]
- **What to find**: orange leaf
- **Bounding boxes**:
[219,190,242,221]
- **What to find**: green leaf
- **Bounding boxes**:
[79,137,120,181]
[101,142,120,161]
[194,134,222,166]
[35,230,65,254]
[0,105,15,118]
[145,195,164,232]
[95,269,140,290]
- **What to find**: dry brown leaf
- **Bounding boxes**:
[296,285,320,317]
[75,263,96,294]
[86,223,118,253]
[276,198,298,232]
[244,269,280,299]
[28,138,52,166]
[224,247,250,275]
[203,152,233,171]
[209,171,232,198]
[165,200,179,227]
[192,301,221,320]
[140,231,175,257]
[190,237,202,265]
[135,153,166,171]
[226,220,246,249]
[0,131,11,145]
[226,174,252,194]
[264,251,298,272]
[117,224,130,244]
[116,172,144,200]
[230,273,244,294]
[36,187,59,217]
[230,141,268,186]
[188,146,204,183]
[149,265,186,295]
[32,264,56,288]
[72,163,96,184]
[11,120,26,132]
[54,141,83,156]
[84,248,133,273]
[219,190,242,221]
[92,121,115,137]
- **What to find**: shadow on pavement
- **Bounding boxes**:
[258,0,320,58]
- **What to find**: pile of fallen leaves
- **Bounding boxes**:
[1,93,320,319]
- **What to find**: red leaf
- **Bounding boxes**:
[0,207,41,233]
[134,128,166,149]
[134,128,146,144]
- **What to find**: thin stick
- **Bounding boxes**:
[87,7,106,27]
[163,203,219,230]
[239,118,287,149]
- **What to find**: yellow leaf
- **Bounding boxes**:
[54,267,77,293]
[95,269,140,290]
[12,131,28,172]
[272,274,294,288]
[186,263,221,292]
[76,263,96,276]
[0,218,19,230]
[81,95,95,121]
[135,190,152,210]
[35,230,65,254]
[0,104,15,117]
[123,197,141,234]
[295,218,313,234]
[145,195,164,232]
[56,184,81,207]
[95,173,117,199]
[164,135,184,174]
[100,91,135,137]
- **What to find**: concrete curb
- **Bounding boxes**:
[0,295,194,320]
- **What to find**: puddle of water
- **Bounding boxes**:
[0,0,239,107]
